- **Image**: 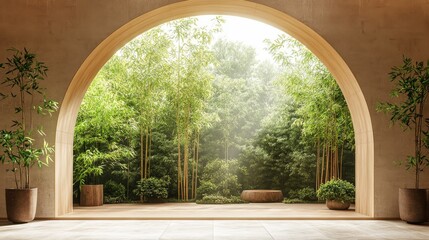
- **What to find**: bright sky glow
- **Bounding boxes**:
[197,15,285,60]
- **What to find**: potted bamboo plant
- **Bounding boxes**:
[377,57,429,223]
[73,149,104,206]
[0,48,58,223]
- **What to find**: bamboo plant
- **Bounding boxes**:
[377,57,429,189]
[0,48,58,189]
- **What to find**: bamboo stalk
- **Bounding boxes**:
[316,140,320,189]
[144,128,149,179]
[140,127,144,180]
[195,132,200,198]
[325,143,329,183]
[148,128,152,178]
[321,142,325,185]
[340,144,344,179]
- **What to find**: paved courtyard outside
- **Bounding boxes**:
[63,203,367,220]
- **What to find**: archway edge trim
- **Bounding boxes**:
[55,0,374,217]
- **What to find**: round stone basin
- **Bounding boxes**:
[240,190,283,203]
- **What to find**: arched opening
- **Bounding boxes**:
[55,0,374,217]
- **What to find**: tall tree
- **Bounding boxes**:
[120,28,173,188]
[201,40,279,162]
[212,39,257,79]
[167,17,221,200]
[267,35,354,188]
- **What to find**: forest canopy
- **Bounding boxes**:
[73,16,354,203]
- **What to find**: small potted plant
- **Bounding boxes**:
[377,57,429,223]
[316,179,355,210]
[0,48,58,223]
[73,149,104,206]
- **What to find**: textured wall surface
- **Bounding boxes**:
[0,0,428,218]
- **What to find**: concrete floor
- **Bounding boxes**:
[62,203,369,220]
[0,220,428,239]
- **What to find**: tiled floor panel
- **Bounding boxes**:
[0,220,428,240]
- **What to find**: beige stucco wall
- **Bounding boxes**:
[0,0,428,219]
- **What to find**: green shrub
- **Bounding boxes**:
[196,195,247,204]
[219,175,241,197]
[316,179,355,203]
[104,180,126,203]
[134,177,170,200]
[297,187,317,201]
[288,187,317,201]
[227,196,245,204]
[287,189,299,199]
[196,180,217,199]
[197,195,229,204]
[283,198,305,204]
[197,159,242,199]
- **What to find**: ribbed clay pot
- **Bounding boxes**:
[326,199,350,210]
[399,188,426,224]
[5,188,38,223]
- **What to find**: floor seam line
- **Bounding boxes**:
[158,220,171,240]
[260,220,276,240]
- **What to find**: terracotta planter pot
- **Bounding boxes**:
[399,188,426,224]
[80,184,103,206]
[5,188,38,223]
[326,199,350,210]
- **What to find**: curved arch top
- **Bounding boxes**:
[55,0,374,217]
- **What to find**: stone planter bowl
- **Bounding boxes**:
[241,190,283,203]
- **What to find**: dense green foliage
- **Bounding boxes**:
[104,180,126,203]
[134,177,170,200]
[196,195,246,204]
[283,198,306,204]
[197,159,241,199]
[73,17,355,204]
[288,187,318,202]
[238,102,317,195]
[316,179,355,203]
[73,68,137,198]
[266,36,354,189]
